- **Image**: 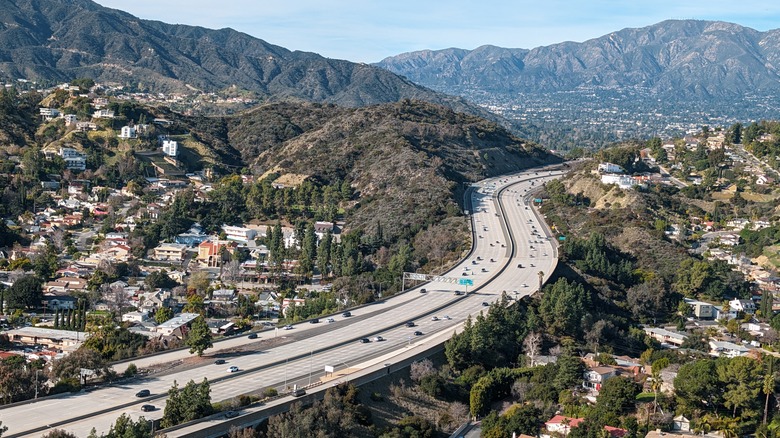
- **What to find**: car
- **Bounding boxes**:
[420,288,427,293]
[431,316,439,321]
[405,321,415,327]
[476,256,482,261]
[517,264,523,268]
[284,325,294,330]
[136,389,151,397]
[292,388,307,397]
[359,338,370,343]
[342,311,352,317]
[141,404,155,412]
[214,359,226,365]
[444,315,451,320]
[490,258,495,262]
[413,331,423,336]
[463,266,470,271]
[501,244,506,248]
[247,333,258,339]
[482,302,489,307]
[374,336,384,342]
[462,272,469,276]
[522,283,528,287]
[530,263,535,267]
[478,235,483,238]
[227,366,240,373]
[481,268,487,272]
[224,410,239,418]
[327,318,335,323]
[471,260,477,265]
[310,318,320,324]
[454,291,464,295]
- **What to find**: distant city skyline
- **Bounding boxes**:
[96,0,780,63]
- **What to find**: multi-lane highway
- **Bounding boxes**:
[0,166,566,437]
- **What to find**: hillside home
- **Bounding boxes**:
[162,139,178,157]
[211,288,237,302]
[76,121,97,131]
[709,340,752,358]
[221,225,257,243]
[598,162,625,174]
[5,327,86,351]
[729,299,756,316]
[43,295,77,310]
[196,240,237,267]
[63,114,78,126]
[153,243,187,262]
[93,109,114,119]
[583,366,617,393]
[59,147,87,172]
[684,298,716,319]
[601,174,639,189]
[39,108,60,120]
[644,327,688,347]
[118,126,137,139]
[545,416,584,436]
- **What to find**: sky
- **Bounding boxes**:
[96,0,780,63]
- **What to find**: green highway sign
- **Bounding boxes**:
[458,278,474,286]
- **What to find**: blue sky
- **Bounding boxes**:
[97,0,780,63]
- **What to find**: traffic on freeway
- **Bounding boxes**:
[1,166,567,438]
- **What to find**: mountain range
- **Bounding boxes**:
[0,0,491,119]
[375,20,780,100]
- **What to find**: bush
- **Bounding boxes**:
[263,387,278,398]
[123,363,138,378]
[370,392,384,402]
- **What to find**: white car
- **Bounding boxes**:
[227,366,239,373]
[374,336,384,342]
[327,318,335,323]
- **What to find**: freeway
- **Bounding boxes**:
[1,166,566,437]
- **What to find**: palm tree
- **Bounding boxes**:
[764,356,775,425]
[651,368,663,415]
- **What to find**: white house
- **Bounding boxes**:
[601,174,638,189]
[152,243,188,262]
[63,114,78,126]
[162,139,178,157]
[644,327,688,347]
[729,299,756,316]
[598,162,625,174]
[119,126,137,139]
[709,340,752,358]
[583,366,617,393]
[59,147,87,171]
[221,225,257,243]
[684,298,716,319]
[39,108,60,120]
[93,109,115,119]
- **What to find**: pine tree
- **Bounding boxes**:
[54,308,60,329]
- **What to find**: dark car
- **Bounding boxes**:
[359,338,370,343]
[141,404,155,412]
[135,389,151,397]
[482,302,489,307]
[342,311,352,317]
[214,359,226,365]
[247,333,258,339]
[413,331,423,336]
[310,318,320,324]
[292,388,306,397]
[405,321,415,327]
[224,410,240,418]
[420,288,427,293]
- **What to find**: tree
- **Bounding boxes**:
[717,356,762,417]
[185,316,213,356]
[523,332,542,366]
[144,269,177,289]
[42,430,78,438]
[0,422,6,437]
[6,275,43,309]
[51,348,108,386]
[161,379,213,428]
[590,377,640,426]
[88,413,152,438]
[154,306,174,324]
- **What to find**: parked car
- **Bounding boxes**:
[227,366,239,373]
[292,388,306,397]
[135,389,150,397]
[214,359,226,365]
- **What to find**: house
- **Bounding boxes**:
[59,147,87,172]
[644,327,688,347]
[5,327,86,351]
[684,298,715,319]
[221,225,257,243]
[63,114,78,126]
[709,340,752,358]
[92,109,115,119]
[196,240,237,267]
[155,313,201,338]
[601,174,639,189]
[175,225,209,247]
[76,121,98,131]
[672,415,691,432]
[43,295,78,310]
[122,311,150,323]
[729,298,756,315]
[118,126,137,139]
[598,162,625,174]
[39,108,60,120]
[211,288,237,302]
[206,320,235,335]
[153,243,187,262]
[162,139,178,157]
[583,366,617,392]
[545,416,584,436]
[756,175,774,186]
